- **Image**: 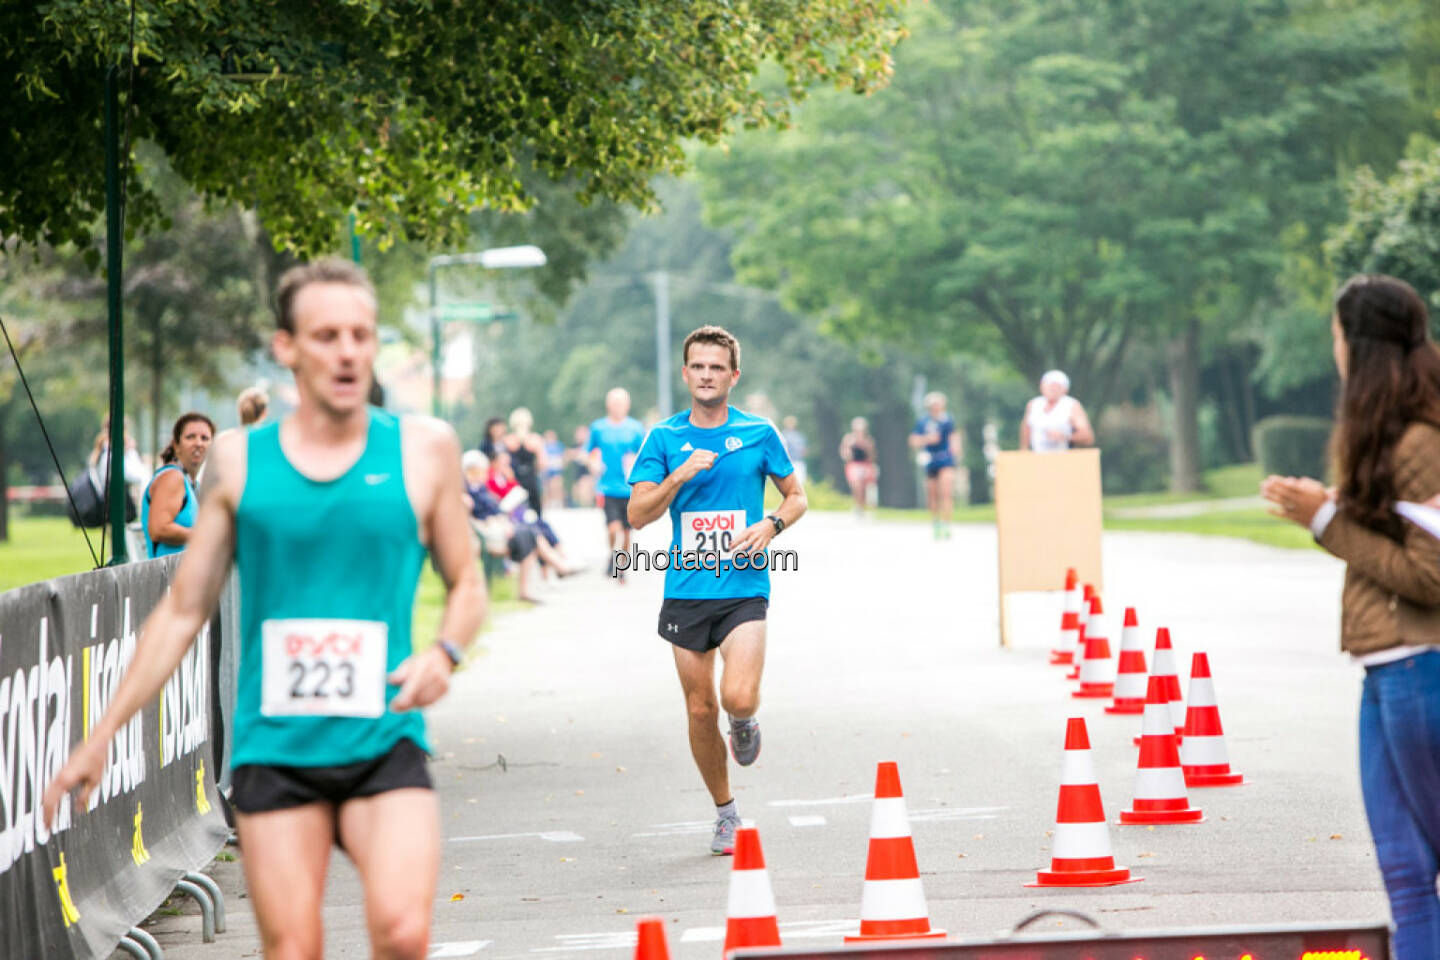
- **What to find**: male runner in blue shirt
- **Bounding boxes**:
[587,387,646,582]
[628,325,808,856]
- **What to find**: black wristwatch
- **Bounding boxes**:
[767,514,785,535]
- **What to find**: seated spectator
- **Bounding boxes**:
[462,450,579,601]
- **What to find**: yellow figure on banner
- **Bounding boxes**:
[195,762,211,815]
[53,852,82,926]
[131,803,151,866]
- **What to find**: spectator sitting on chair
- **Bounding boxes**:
[141,412,214,558]
[463,450,579,600]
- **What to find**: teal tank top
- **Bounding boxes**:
[231,409,429,768]
[141,464,196,558]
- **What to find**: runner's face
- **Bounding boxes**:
[177,422,212,474]
[1041,380,1066,402]
[275,282,377,416]
[682,343,739,408]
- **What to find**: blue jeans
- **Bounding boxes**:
[1360,650,1440,958]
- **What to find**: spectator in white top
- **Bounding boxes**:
[1020,370,1094,452]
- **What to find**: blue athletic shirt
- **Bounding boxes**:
[629,406,794,600]
[587,416,646,498]
[914,414,957,466]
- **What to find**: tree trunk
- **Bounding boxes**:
[874,395,917,509]
[1166,320,1203,493]
[811,394,845,492]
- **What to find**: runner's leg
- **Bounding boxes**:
[718,619,766,721]
[338,788,441,960]
[672,645,730,803]
[236,804,334,960]
[938,466,954,527]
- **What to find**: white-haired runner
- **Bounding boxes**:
[1021,370,1095,453]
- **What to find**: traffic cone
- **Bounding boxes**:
[1180,653,1246,787]
[1066,586,1097,679]
[1072,597,1116,699]
[634,917,671,960]
[1134,627,1185,746]
[723,828,781,954]
[844,762,946,942]
[1026,718,1140,887]
[1050,568,1082,665]
[1119,675,1204,824]
[1105,608,1148,714]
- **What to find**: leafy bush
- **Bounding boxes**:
[1099,424,1170,494]
[1252,416,1332,479]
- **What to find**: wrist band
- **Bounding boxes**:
[438,639,464,669]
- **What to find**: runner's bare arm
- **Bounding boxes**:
[42,430,244,828]
[1019,400,1033,449]
[1071,401,1095,446]
[731,470,807,553]
[146,468,191,546]
[393,418,485,711]
[628,449,718,529]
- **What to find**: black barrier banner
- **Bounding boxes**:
[0,557,228,960]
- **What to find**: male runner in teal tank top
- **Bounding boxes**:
[44,258,486,960]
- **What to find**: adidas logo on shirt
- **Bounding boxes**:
[680,442,694,451]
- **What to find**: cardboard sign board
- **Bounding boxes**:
[994,449,1103,646]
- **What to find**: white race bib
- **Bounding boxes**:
[681,509,747,559]
[261,618,388,718]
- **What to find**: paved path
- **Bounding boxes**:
[152,509,1383,959]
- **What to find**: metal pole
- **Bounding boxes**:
[105,67,129,565]
[652,270,672,417]
[429,263,441,419]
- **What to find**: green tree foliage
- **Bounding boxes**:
[2,1,904,257]
[1328,139,1440,307]
[698,0,1410,491]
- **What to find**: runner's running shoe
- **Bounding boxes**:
[711,811,742,855]
[729,716,761,766]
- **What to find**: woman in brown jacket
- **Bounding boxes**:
[1263,274,1440,958]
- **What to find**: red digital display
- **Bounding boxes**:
[730,923,1389,960]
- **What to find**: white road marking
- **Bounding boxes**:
[787,814,827,827]
[767,795,872,808]
[907,805,1007,823]
[681,920,859,943]
[632,818,754,838]
[532,933,638,952]
[430,942,492,958]
[449,831,584,844]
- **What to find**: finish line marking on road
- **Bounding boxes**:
[429,942,492,958]
[787,814,827,827]
[449,831,584,844]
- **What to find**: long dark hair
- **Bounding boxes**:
[1333,275,1440,538]
[161,412,215,465]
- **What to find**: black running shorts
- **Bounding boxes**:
[658,596,768,653]
[603,496,631,529]
[230,737,432,815]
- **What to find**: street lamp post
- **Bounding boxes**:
[427,245,546,418]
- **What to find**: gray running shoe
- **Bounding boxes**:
[711,812,742,856]
[729,716,761,766]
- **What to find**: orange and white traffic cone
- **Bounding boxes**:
[1105,607,1148,714]
[1180,653,1246,787]
[1119,675,1204,824]
[634,917,672,960]
[1072,597,1116,699]
[1134,627,1185,746]
[723,828,781,955]
[1065,586,1095,679]
[844,762,946,942]
[1026,718,1140,887]
[1050,568,1082,665]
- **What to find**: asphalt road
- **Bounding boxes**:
[151,508,1383,959]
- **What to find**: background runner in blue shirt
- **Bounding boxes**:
[910,390,960,539]
[587,387,646,579]
[628,325,807,857]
